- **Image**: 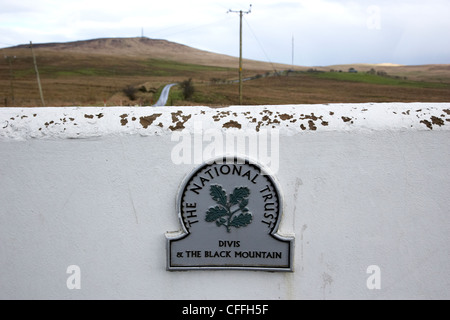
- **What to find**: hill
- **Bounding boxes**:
[1,37,449,107]
[11,37,293,71]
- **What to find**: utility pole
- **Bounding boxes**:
[228,4,252,105]
[30,41,45,107]
[5,55,16,106]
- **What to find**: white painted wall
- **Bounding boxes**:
[1,103,449,299]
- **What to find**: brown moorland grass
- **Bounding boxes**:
[1,38,449,107]
[178,73,450,106]
[318,64,450,83]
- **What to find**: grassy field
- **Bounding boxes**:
[1,38,449,107]
[168,71,450,106]
[314,71,449,89]
[0,49,245,107]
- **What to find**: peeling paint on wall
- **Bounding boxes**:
[169,111,192,131]
[223,120,242,129]
[140,114,162,129]
[120,114,128,126]
[1,103,450,140]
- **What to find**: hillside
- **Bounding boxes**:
[11,37,293,71]
[1,37,449,107]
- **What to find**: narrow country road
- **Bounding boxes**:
[153,83,177,106]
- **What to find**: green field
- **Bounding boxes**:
[314,71,449,89]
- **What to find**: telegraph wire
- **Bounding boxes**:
[243,16,277,73]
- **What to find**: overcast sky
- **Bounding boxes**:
[1,0,449,66]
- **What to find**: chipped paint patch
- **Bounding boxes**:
[420,115,446,130]
[431,116,445,127]
[279,114,293,121]
[169,111,191,131]
[120,114,128,126]
[212,110,232,122]
[420,120,433,130]
[255,114,281,132]
[223,120,242,129]
[342,116,352,123]
[308,120,317,131]
[140,114,162,129]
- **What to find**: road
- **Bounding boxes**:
[153,83,177,106]
[152,72,287,106]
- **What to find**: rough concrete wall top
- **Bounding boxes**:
[1,103,449,140]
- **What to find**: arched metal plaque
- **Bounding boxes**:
[166,157,294,271]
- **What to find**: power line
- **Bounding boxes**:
[243,16,277,73]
